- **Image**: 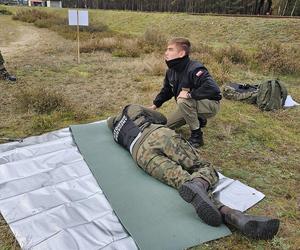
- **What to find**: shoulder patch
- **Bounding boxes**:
[196,70,203,77]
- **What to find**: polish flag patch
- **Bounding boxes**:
[196,70,203,77]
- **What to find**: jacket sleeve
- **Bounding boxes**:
[189,67,222,101]
[153,73,174,108]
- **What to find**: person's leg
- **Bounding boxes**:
[0,51,7,78]
[162,129,218,187]
[136,127,222,226]
[136,128,197,189]
[167,98,199,130]
[167,98,205,147]
[195,99,220,120]
[0,51,16,82]
[0,51,4,65]
[165,104,187,129]
[219,205,279,240]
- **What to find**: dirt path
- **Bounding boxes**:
[0,16,74,59]
[1,24,42,57]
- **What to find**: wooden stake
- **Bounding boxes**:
[77,9,80,64]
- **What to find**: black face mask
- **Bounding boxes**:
[165,55,190,72]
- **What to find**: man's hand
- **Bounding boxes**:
[178,90,191,99]
[148,104,157,110]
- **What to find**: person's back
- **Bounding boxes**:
[107,104,167,161]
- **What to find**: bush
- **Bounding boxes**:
[81,37,118,53]
[31,115,55,131]
[142,26,166,52]
[12,9,110,43]
[141,55,166,76]
[0,8,12,15]
[13,9,56,23]
[81,37,142,57]
[192,42,214,55]
[143,26,166,45]
[216,44,249,65]
[83,22,109,33]
[112,47,140,57]
[15,87,71,114]
[255,41,300,75]
[112,39,142,57]
[195,52,231,85]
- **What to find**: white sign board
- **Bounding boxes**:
[68,10,89,26]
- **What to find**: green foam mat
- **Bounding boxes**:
[70,122,231,250]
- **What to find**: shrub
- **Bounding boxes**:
[34,15,67,28]
[83,22,109,33]
[12,9,110,43]
[112,39,142,57]
[13,9,55,23]
[255,41,300,75]
[31,115,56,131]
[216,44,249,65]
[141,55,166,76]
[112,47,140,57]
[0,8,12,15]
[15,87,71,114]
[192,42,214,55]
[195,52,231,85]
[81,37,120,53]
[143,26,166,46]
[142,26,166,51]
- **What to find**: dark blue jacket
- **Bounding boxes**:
[153,59,222,108]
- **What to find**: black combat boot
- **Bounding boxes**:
[4,72,16,82]
[198,117,207,128]
[220,207,280,240]
[188,128,204,147]
[179,178,222,227]
[0,67,16,82]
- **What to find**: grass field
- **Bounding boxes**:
[0,5,299,250]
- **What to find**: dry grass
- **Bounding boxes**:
[255,41,300,74]
[215,44,250,65]
[0,8,299,250]
[15,87,71,114]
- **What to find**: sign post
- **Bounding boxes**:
[68,9,89,64]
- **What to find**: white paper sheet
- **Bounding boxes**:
[68,10,89,26]
[284,95,300,108]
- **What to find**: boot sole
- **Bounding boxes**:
[179,182,222,227]
[243,218,280,240]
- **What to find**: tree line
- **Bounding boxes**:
[62,0,299,16]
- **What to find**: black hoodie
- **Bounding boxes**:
[153,56,222,108]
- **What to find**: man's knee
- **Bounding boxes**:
[196,99,220,118]
[177,98,194,110]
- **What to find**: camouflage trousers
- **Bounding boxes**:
[0,51,4,65]
[136,127,223,208]
[223,85,258,104]
[0,51,7,74]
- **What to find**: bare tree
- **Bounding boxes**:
[291,0,298,15]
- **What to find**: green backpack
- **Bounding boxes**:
[256,80,288,111]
